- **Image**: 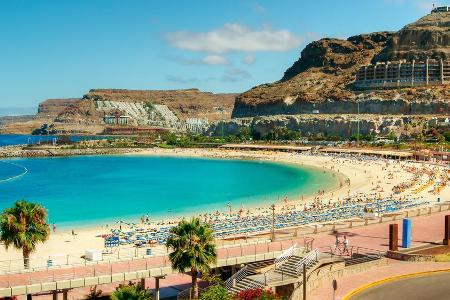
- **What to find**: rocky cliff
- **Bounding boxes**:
[83,89,237,121]
[374,11,450,62]
[233,11,450,118]
[207,114,430,139]
[2,89,237,134]
[37,99,81,118]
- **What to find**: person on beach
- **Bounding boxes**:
[52,223,56,233]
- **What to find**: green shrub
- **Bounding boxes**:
[200,285,232,300]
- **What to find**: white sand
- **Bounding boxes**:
[0,148,448,265]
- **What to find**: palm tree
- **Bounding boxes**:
[84,285,104,300]
[111,282,151,300]
[0,200,50,269]
[166,218,217,299]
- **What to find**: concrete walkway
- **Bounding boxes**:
[309,210,450,300]
[312,210,448,251]
[6,209,450,299]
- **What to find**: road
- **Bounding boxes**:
[350,271,450,300]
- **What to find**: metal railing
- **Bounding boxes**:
[241,274,265,290]
[274,243,297,268]
[0,239,299,277]
[0,241,299,289]
[224,265,248,290]
[294,249,320,276]
[303,237,314,253]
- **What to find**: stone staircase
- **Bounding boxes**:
[274,255,316,279]
[225,247,322,295]
[226,260,272,294]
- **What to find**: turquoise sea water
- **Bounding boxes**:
[0,156,337,228]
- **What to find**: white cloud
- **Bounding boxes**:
[207,68,252,82]
[202,55,229,65]
[169,55,229,66]
[241,55,256,65]
[165,23,303,54]
[166,75,200,84]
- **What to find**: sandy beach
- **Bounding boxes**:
[0,147,448,266]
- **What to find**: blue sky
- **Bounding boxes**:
[0,0,439,114]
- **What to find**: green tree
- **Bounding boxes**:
[166,218,217,299]
[443,130,450,142]
[111,282,151,300]
[200,285,231,300]
[237,127,252,141]
[416,133,425,142]
[264,126,300,141]
[387,132,397,142]
[437,134,446,144]
[0,200,50,269]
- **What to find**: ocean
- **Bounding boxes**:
[0,155,337,228]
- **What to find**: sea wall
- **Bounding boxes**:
[0,146,141,158]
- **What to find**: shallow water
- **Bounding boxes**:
[0,155,337,227]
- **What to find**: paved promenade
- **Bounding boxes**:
[0,239,301,299]
[4,209,450,299]
[312,209,447,250]
[309,210,450,300]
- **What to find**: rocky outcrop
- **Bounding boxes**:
[282,32,393,81]
[374,11,450,62]
[5,89,237,134]
[233,12,450,118]
[37,99,81,118]
[233,98,450,117]
[83,89,237,121]
[53,100,101,124]
[207,115,429,138]
[232,32,393,118]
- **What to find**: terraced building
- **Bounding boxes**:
[354,59,450,89]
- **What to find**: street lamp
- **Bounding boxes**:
[357,101,360,147]
[270,204,276,242]
[214,106,225,141]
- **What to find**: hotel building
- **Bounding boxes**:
[354,59,450,89]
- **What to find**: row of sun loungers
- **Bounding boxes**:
[106,198,430,246]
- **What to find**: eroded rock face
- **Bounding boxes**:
[83,89,237,121]
[207,115,429,139]
[374,12,450,62]
[282,32,393,81]
[54,100,101,124]
[233,32,393,118]
[37,99,81,118]
[233,98,450,117]
[7,89,237,134]
[232,12,450,118]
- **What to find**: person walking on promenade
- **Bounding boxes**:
[334,235,340,254]
[343,235,350,255]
